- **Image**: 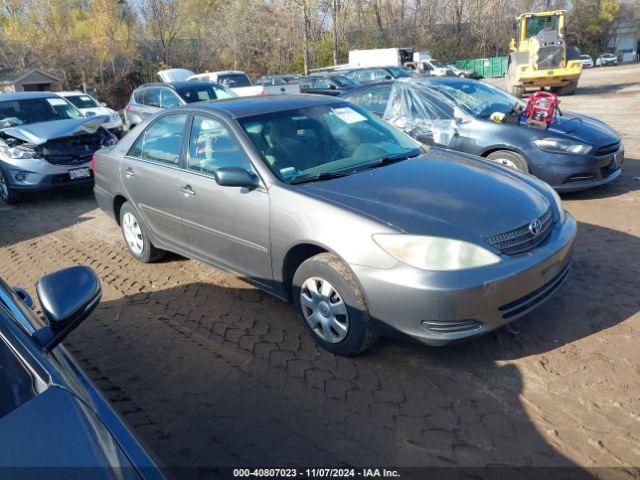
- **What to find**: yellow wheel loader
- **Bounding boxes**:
[506,10,583,98]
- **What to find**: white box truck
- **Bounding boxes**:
[348,48,413,67]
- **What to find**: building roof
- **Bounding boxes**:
[0,68,62,85]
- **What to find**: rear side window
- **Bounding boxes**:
[129,113,188,165]
[187,115,254,175]
[133,90,144,104]
[144,88,160,107]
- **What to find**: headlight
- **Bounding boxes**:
[534,138,592,155]
[0,143,41,160]
[547,184,566,223]
[373,234,501,271]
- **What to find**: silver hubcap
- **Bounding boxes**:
[0,173,8,199]
[122,212,144,255]
[300,277,349,344]
[493,157,519,170]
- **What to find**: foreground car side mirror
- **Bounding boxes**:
[213,167,260,189]
[33,266,101,351]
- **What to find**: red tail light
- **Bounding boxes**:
[125,105,132,112]
[90,154,96,172]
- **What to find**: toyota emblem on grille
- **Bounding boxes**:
[529,219,543,236]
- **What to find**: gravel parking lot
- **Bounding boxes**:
[1,64,639,477]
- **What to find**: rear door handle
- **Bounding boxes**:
[123,167,134,177]
[180,185,196,196]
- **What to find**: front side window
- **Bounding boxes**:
[187,115,254,175]
[0,319,38,419]
[65,94,100,109]
[160,89,181,108]
[0,97,83,128]
[217,74,251,88]
[129,114,188,165]
[239,103,422,183]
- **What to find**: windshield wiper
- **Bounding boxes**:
[357,150,422,171]
[289,171,350,185]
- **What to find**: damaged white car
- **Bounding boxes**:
[0,92,116,204]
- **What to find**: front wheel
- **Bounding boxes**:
[487,150,530,173]
[119,201,165,263]
[0,169,19,205]
[292,253,378,356]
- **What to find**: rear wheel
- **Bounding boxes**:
[506,62,525,98]
[119,201,165,263]
[292,253,378,356]
[0,170,19,205]
[556,81,578,96]
[487,150,529,173]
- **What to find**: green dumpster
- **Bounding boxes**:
[455,56,508,78]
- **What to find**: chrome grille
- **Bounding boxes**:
[486,207,553,255]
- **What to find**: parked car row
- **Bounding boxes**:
[579,53,619,68]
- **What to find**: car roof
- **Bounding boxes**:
[57,91,87,96]
[178,94,346,118]
[0,91,60,101]
[136,81,218,90]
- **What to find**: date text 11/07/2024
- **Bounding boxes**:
[233,468,401,478]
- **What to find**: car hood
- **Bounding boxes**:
[545,111,620,146]
[298,151,550,244]
[0,116,109,145]
[78,106,117,118]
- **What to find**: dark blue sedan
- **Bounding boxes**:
[0,266,165,479]
[340,78,623,192]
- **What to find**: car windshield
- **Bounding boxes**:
[64,94,100,109]
[217,74,252,87]
[425,80,523,118]
[602,54,615,58]
[388,67,413,78]
[239,103,423,183]
[0,97,83,128]
[524,15,559,39]
[176,84,237,103]
[331,75,358,87]
[430,60,444,68]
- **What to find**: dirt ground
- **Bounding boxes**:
[1,64,639,478]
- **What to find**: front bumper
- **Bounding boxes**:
[352,214,577,346]
[527,145,624,192]
[0,159,94,192]
[516,61,583,87]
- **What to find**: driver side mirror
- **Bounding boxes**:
[384,75,392,80]
[85,111,97,117]
[213,167,260,188]
[33,266,101,351]
[330,84,337,89]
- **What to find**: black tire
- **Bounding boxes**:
[557,81,577,96]
[119,201,165,263]
[292,253,378,356]
[487,150,530,173]
[0,169,19,205]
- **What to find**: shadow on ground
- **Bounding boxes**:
[57,220,640,479]
[0,187,96,247]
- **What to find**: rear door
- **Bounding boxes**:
[119,113,189,250]
[178,113,272,287]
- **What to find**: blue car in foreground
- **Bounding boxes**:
[0,266,165,479]
[340,78,623,192]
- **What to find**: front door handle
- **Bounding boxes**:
[179,185,196,196]
[123,167,134,177]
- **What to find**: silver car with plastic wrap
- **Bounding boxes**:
[94,95,576,356]
[0,92,115,204]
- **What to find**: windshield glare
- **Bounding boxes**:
[388,67,413,78]
[177,84,237,103]
[240,103,422,183]
[0,97,83,127]
[425,80,523,118]
[65,94,100,109]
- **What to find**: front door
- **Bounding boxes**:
[179,114,272,287]
[120,113,189,250]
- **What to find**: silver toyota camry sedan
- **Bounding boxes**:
[93,95,576,356]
